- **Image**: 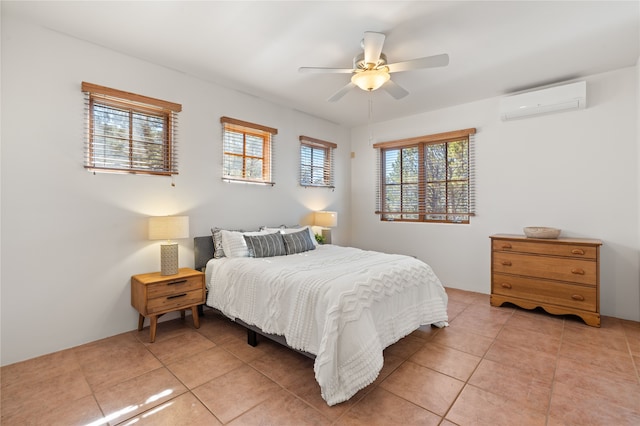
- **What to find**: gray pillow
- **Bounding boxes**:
[243,233,287,258]
[211,227,225,258]
[282,228,316,255]
[212,227,247,258]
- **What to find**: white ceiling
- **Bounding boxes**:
[4,1,639,127]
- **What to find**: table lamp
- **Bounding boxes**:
[314,211,338,244]
[148,216,189,275]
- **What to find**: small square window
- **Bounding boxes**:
[299,135,336,188]
[220,117,277,185]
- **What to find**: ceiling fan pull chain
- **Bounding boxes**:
[368,95,374,145]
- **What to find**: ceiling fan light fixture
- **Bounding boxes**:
[351,68,390,92]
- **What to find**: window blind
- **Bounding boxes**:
[374,128,476,224]
[299,135,337,188]
[82,82,181,176]
[220,116,277,185]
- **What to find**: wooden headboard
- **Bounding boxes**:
[194,236,214,272]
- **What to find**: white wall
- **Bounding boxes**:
[637,56,640,318]
[2,13,638,367]
[0,16,350,365]
[351,67,640,323]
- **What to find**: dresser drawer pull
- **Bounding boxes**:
[571,268,585,275]
[168,280,188,286]
[571,249,585,255]
[167,293,187,300]
[500,282,512,289]
[501,261,512,266]
[571,294,585,301]
[501,243,512,249]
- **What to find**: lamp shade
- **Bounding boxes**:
[148,216,189,241]
[351,69,390,91]
[314,211,338,228]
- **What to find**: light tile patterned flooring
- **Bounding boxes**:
[2,288,639,425]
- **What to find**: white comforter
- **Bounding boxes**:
[205,245,448,406]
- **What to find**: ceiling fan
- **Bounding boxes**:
[299,31,449,102]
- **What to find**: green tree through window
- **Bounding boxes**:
[82,82,181,176]
[299,135,336,188]
[220,116,277,185]
[375,128,476,224]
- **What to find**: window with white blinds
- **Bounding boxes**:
[374,128,476,224]
[299,135,336,188]
[220,116,277,185]
[82,82,181,176]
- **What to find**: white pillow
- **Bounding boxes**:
[263,225,318,246]
[220,229,278,258]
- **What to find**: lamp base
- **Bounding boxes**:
[321,229,332,244]
[160,243,179,275]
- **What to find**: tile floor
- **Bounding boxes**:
[2,288,639,425]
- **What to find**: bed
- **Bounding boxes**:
[194,226,449,406]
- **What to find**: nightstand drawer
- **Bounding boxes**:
[492,252,596,285]
[492,273,597,312]
[147,275,202,299]
[147,288,204,314]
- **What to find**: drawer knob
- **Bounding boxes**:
[571,249,585,255]
[571,294,585,301]
[571,268,585,275]
[500,282,512,289]
[501,243,512,249]
[168,279,188,286]
[501,260,512,266]
[167,293,187,300]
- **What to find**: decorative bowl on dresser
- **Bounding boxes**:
[523,226,561,239]
[490,234,602,327]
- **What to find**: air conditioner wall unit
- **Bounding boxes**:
[500,81,586,121]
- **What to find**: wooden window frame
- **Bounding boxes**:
[220,116,277,185]
[82,82,181,176]
[299,135,337,188]
[374,128,476,224]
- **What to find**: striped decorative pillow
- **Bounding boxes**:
[220,229,282,258]
[244,233,287,258]
[282,228,316,255]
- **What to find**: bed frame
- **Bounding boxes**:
[194,236,315,359]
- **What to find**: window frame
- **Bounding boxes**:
[299,135,337,188]
[374,128,476,224]
[220,116,277,185]
[82,82,181,176]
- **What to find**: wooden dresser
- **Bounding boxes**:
[490,234,602,327]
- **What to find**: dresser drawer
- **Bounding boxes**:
[493,252,596,285]
[492,239,597,259]
[492,273,597,312]
[147,275,203,299]
[147,289,204,314]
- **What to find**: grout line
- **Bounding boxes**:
[438,302,516,423]
[544,317,565,426]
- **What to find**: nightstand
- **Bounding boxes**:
[131,267,205,342]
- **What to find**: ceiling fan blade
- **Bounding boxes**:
[328,82,356,102]
[382,79,409,100]
[298,67,354,74]
[387,53,449,73]
[363,31,385,65]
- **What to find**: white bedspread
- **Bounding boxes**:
[205,245,448,406]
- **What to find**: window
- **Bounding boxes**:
[299,135,336,188]
[82,82,181,176]
[220,116,277,185]
[374,128,476,224]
